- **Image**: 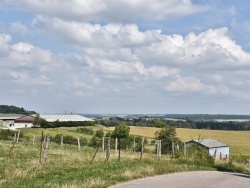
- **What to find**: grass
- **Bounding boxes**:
[1,126,250,188]
[2,124,250,186]
[0,140,223,188]
[127,126,250,156]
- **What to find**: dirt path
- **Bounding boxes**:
[110,171,250,188]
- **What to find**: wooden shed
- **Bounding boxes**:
[185,139,229,159]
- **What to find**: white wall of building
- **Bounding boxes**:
[209,147,229,159]
[13,123,33,129]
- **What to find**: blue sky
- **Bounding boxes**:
[1,0,250,114]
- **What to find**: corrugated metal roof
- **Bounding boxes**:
[40,114,94,122]
[187,139,228,148]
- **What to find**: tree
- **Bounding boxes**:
[95,129,104,138]
[32,113,42,127]
[155,126,182,155]
[154,120,165,128]
[112,123,130,161]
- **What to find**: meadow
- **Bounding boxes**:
[105,126,250,156]
[1,125,250,187]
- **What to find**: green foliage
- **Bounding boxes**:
[133,136,148,152]
[52,134,74,145]
[112,123,130,160]
[89,135,100,148]
[0,129,23,140]
[39,120,95,128]
[0,104,35,114]
[154,120,165,128]
[32,113,42,127]
[96,115,250,131]
[155,126,182,155]
[77,127,94,135]
[112,123,130,139]
[95,129,104,138]
[187,144,214,165]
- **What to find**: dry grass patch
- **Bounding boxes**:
[122,166,155,179]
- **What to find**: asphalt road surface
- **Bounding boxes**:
[110,171,250,188]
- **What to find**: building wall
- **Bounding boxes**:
[14,122,33,129]
[209,147,229,159]
[185,141,229,159]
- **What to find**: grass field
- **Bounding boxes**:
[19,126,250,156]
[1,126,250,187]
[126,126,250,156]
[1,139,249,188]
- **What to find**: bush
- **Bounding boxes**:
[187,144,214,165]
[0,129,23,140]
[51,134,77,145]
[95,129,104,138]
[89,135,100,148]
[77,127,94,135]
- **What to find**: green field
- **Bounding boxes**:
[1,125,250,187]
[21,126,250,156]
[105,126,250,156]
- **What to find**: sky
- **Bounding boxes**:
[1,0,250,114]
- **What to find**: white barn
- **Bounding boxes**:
[185,139,229,159]
[40,114,94,122]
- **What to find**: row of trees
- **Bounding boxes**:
[32,114,95,128]
[0,105,36,114]
[96,117,250,131]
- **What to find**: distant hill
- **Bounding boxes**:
[0,105,36,115]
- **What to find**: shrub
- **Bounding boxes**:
[187,144,214,165]
[77,127,94,135]
[0,129,23,140]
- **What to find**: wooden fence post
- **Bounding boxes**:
[133,137,136,153]
[184,143,187,157]
[106,137,110,161]
[102,137,105,152]
[8,136,17,159]
[171,141,175,161]
[77,138,80,151]
[60,135,63,146]
[115,138,118,153]
[39,131,44,163]
[156,140,161,160]
[17,131,20,143]
[214,149,217,159]
[43,135,50,164]
[140,138,144,160]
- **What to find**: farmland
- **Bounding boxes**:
[1,125,250,187]
[106,126,250,156]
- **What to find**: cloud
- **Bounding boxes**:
[10,22,28,34]
[7,0,210,22]
[32,16,162,48]
[165,76,230,94]
[0,33,11,55]
[136,27,250,68]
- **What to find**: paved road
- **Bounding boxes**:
[110,171,250,188]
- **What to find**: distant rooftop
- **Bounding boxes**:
[40,114,94,122]
[187,139,228,148]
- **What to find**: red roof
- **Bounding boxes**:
[14,115,34,123]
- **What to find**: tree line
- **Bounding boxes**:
[0,105,36,114]
[95,117,250,131]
